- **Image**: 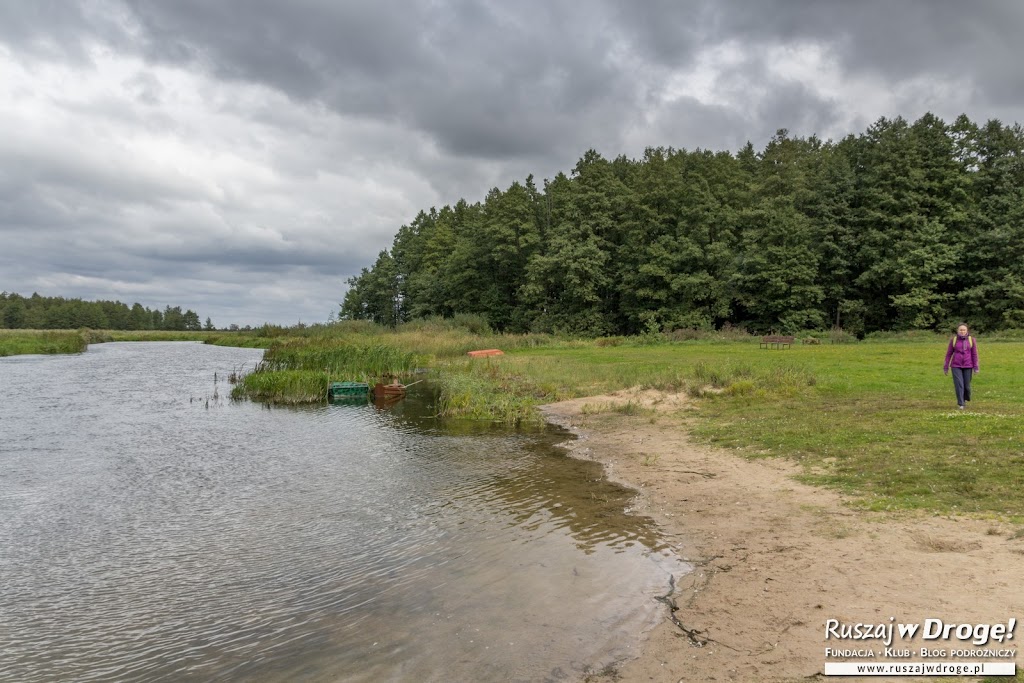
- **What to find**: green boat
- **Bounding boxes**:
[328,381,370,400]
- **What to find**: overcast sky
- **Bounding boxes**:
[1,1,1021,326]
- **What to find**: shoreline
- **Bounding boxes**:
[541,390,1024,682]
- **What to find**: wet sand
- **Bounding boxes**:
[542,390,1024,682]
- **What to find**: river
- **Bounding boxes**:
[0,342,686,682]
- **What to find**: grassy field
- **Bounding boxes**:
[490,340,1024,517]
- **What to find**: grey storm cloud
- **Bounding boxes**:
[1,0,1022,325]
[119,0,640,162]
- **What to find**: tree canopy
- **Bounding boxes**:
[0,293,207,331]
[341,113,1024,335]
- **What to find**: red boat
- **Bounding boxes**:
[372,381,407,399]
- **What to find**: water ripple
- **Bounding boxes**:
[0,343,688,682]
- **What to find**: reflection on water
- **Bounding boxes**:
[0,343,687,682]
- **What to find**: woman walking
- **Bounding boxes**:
[943,323,979,410]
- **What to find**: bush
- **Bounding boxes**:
[863,329,944,343]
[595,336,625,347]
[664,324,754,343]
[828,328,857,344]
[451,313,492,335]
[78,328,113,344]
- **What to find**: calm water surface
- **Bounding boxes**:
[0,342,687,682]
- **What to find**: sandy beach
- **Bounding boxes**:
[541,391,1024,682]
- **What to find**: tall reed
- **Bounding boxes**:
[231,337,426,403]
[260,339,423,377]
[230,370,331,404]
[0,330,88,356]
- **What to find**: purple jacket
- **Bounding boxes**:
[944,335,979,372]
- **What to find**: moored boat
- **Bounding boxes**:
[372,381,407,399]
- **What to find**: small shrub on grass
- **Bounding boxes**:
[863,329,943,343]
[595,336,624,347]
[692,361,754,388]
[451,313,492,335]
[828,328,857,344]
[664,324,754,343]
[78,328,114,344]
[612,400,653,416]
[665,327,707,342]
[723,379,757,396]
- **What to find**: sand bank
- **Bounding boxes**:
[541,391,1023,682]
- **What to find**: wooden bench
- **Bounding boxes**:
[759,335,794,350]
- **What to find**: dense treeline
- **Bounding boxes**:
[0,292,212,331]
[342,114,1024,335]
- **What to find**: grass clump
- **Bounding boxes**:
[231,370,330,404]
[612,400,654,416]
[432,360,547,426]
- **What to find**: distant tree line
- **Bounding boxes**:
[0,292,212,331]
[341,113,1024,335]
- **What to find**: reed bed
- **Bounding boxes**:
[0,330,89,356]
[260,339,423,376]
[230,370,331,404]
[230,337,427,404]
[432,360,547,425]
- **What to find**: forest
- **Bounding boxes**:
[341,113,1024,336]
[0,292,210,331]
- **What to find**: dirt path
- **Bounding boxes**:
[541,390,1024,682]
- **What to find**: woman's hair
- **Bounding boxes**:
[955,322,969,332]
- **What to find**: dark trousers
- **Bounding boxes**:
[951,367,973,406]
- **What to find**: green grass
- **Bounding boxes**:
[259,338,424,376]
[230,369,331,404]
[493,340,1024,518]
[231,338,426,405]
[431,359,548,425]
[0,329,89,356]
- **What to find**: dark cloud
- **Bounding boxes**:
[0,1,1021,324]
